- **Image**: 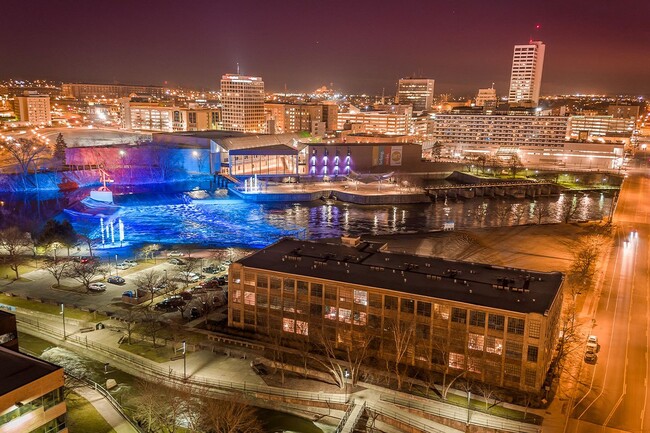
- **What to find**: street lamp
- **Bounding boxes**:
[182,340,187,381]
[115,254,119,276]
[466,391,471,426]
[60,304,66,340]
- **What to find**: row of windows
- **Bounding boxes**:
[0,387,64,427]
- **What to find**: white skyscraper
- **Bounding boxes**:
[220,74,265,133]
[396,78,435,111]
[508,41,545,106]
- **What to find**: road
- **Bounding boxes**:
[568,173,650,432]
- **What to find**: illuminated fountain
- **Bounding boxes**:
[98,217,126,248]
[243,174,261,193]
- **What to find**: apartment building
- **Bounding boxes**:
[228,237,563,393]
[508,41,545,106]
[396,78,435,111]
[567,115,635,140]
[62,83,165,99]
[265,103,324,134]
[13,92,51,125]
[0,346,67,433]
[220,74,265,133]
[337,105,413,135]
[119,99,220,132]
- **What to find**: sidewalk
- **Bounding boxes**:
[74,385,138,433]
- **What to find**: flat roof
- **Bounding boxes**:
[237,238,563,315]
[0,346,62,396]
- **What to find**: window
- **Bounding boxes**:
[416,323,430,339]
[353,311,367,326]
[528,320,541,339]
[283,298,295,312]
[368,314,381,329]
[508,317,525,335]
[525,368,537,387]
[297,280,309,295]
[339,288,353,303]
[295,320,309,335]
[283,278,295,294]
[232,309,241,322]
[504,363,521,382]
[467,357,482,373]
[270,276,282,291]
[310,303,322,316]
[244,312,255,325]
[324,306,337,320]
[486,336,503,355]
[433,303,450,320]
[469,311,486,328]
[488,314,505,331]
[283,318,295,332]
[325,285,337,301]
[451,307,467,324]
[354,290,368,305]
[243,291,255,306]
[505,341,523,360]
[401,299,415,314]
[468,333,484,351]
[256,293,268,308]
[448,352,465,369]
[527,345,539,363]
[339,308,352,324]
[384,295,398,311]
[270,296,281,310]
[417,301,431,317]
[369,293,383,308]
[311,283,323,299]
[243,272,255,287]
[256,274,268,288]
[232,290,242,304]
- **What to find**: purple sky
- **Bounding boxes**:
[3,0,649,96]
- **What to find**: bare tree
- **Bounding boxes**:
[476,382,504,412]
[559,194,585,224]
[386,319,415,390]
[138,310,166,348]
[198,392,263,433]
[495,202,512,226]
[43,258,72,288]
[135,269,167,305]
[512,203,527,225]
[533,201,551,224]
[311,329,374,390]
[140,243,161,263]
[508,154,524,178]
[65,261,102,292]
[0,227,32,279]
[568,234,604,293]
[176,258,200,288]
[0,138,50,188]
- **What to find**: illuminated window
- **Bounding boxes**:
[353,311,367,326]
[467,357,482,373]
[324,305,337,320]
[339,308,352,324]
[243,291,255,306]
[232,290,242,304]
[283,318,295,333]
[468,333,484,351]
[448,352,465,369]
[433,303,450,320]
[486,336,503,355]
[296,320,309,335]
[353,290,368,305]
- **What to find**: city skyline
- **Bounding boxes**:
[2,0,649,96]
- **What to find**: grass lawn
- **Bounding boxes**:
[120,341,173,363]
[0,263,38,280]
[66,391,116,433]
[0,293,107,322]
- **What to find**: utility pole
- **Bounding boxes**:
[182,340,187,381]
[60,304,66,340]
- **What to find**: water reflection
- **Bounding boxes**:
[1,187,614,250]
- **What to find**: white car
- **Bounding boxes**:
[116,263,131,270]
[179,272,200,282]
[89,282,107,292]
[123,259,138,267]
[167,251,184,257]
[587,335,598,351]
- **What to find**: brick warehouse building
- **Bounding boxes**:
[228,237,563,393]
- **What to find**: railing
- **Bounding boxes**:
[424,180,554,191]
[380,394,541,433]
[365,400,448,433]
[17,317,348,405]
[333,400,356,433]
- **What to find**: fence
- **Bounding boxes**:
[366,400,448,433]
[17,316,348,405]
[380,394,541,433]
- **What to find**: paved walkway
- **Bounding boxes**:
[74,385,138,433]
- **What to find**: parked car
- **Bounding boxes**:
[122,290,136,298]
[123,259,138,267]
[584,350,597,364]
[202,266,218,274]
[155,296,186,311]
[107,276,125,285]
[89,282,107,292]
[167,250,184,257]
[178,272,201,282]
[179,291,193,300]
[190,307,200,319]
[217,275,228,285]
[168,258,185,265]
[586,335,599,352]
[116,263,131,270]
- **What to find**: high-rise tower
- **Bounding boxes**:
[220,74,265,133]
[396,78,435,111]
[508,41,545,106]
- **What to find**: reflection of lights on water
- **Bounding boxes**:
[402,210,406,224]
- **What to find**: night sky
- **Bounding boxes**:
[3,0,649,96]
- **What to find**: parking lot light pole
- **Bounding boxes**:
[182,340,187,381]
[60,304,66,340]
[115,254,119,277]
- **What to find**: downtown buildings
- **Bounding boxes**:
[220,74,266,133]
[396,78,435,111]
[12,92,51,126]
[228,237,563,394]
[61,82,165,99]
[508,41,545,106]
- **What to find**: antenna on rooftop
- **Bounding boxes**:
[236,62,240,74]
[381,87,385,105]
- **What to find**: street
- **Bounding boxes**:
[568,173,650,432]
